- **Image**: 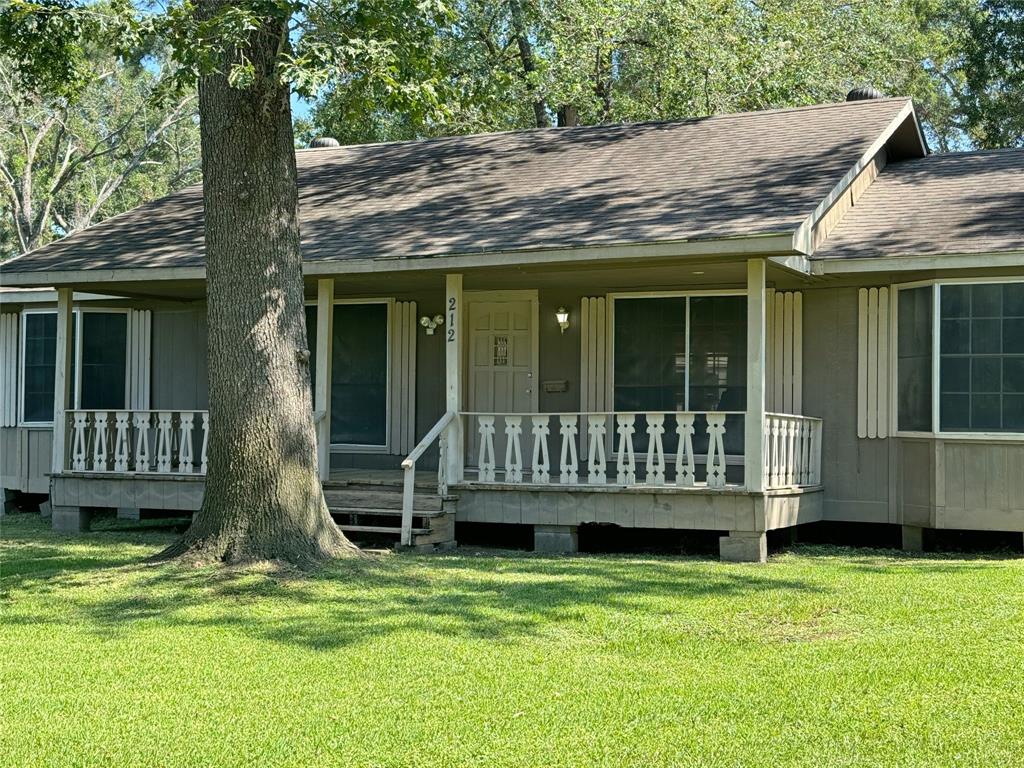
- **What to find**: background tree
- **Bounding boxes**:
[0,48,198,259]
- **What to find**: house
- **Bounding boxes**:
[2,92,1023,562]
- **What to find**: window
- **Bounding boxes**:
[330,303,388,446]
[897,286,933,432]
[19,309,128,425]
[78,312,128,410]
[613,294,746,454]
[896,281,1024,434]
[21,313,58,424]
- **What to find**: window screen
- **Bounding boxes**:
[22,313,57,423]
[897,286,933,432]
[939,283,1024,432]
[330,303,388,445]
[78,312,128,410]
[612,297,687,412]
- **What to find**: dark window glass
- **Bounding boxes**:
[897,286,933,431]
[689,296,746,455]
[330,303,388,445]
[613,297,687,413]
[22,313,57,422]
[79,313,127,409]
[939,282,1024,432]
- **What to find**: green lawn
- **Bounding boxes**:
[2,514,1023,767]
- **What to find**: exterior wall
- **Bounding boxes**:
[802,285,892,523]
[151,306,209,409]
[0,426,53,493]
[804,283,1024,534]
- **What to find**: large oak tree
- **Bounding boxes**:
[1,0,444,564]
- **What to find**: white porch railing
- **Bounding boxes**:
[764,413,822,489]
[462,411,746,489]
[65,409,209,475]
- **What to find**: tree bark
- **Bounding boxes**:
[508,0,550,128]
[164,1,355,565]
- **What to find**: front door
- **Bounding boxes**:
[466,294,537,471]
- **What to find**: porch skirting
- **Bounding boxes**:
[452,483,823,533]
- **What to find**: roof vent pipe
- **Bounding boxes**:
[309,137,340,148]
[846,86,885,102]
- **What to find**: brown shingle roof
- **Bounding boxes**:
[2,98,913,275]
[815,149,1024,260]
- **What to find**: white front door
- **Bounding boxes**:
[466,294,537,469]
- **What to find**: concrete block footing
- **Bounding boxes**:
[719,531,767,563]
[52,506,94,534]
[534,524,579,554]
[901,525,924,552]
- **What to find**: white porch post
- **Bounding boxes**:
[444,273,464,483]
[315,278,334,482]
[51,287,74,474]
[745,258,767,492]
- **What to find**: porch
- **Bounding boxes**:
[43,258,823,561]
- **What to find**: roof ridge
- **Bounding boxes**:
[296,97,913,155]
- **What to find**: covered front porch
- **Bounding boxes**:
[45,257,822,560]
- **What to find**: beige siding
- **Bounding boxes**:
[1,427,53,493]
[802,286,891,523]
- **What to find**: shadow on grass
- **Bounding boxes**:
[2,514,828,650]
[5,515,1019,652]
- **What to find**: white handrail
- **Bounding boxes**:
[399,411,457,546]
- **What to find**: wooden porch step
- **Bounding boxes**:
[327,506,447,518]
[336,524,431,536]
[322,489,444,511]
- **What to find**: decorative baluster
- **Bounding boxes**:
[179,412,195,473]
[786,418,798,486]
[113,411,131,472]
[586,415,607,484]
[558,415,579,484]
[810,421,822,485]
[134,413,152,472]
[530,416,551,483]
[770,416,782,488]
[503,416,523,483]
[92,411,109,471]
[674,413,696,487]
[705,413,727,488]
[156,411,173,473]
[477,416,496,482]
[801,420,812,485]
[200,412,209,475]
[794,420,806,485]
[615,413,636,485]
[645,413,666,486]
[71,412,89,471]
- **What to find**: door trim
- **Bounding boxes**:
[463,289,540,413]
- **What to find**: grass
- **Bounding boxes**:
[2,514,1023,768]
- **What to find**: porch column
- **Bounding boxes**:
[745,259,766,492]
[314,278,334,482]
[50,287,74,475]
[444,273,464,483]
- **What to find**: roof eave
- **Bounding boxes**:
[0,232,803,288]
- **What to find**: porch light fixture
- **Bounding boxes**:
[555,307,570,334]
[420,314,445,335]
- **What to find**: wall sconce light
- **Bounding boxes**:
[420,314,445,335]
[555,307,570,334]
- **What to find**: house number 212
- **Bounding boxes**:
[447,297,457,342]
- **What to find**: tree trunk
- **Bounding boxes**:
[164,2,355,565]
[508,0,550,128]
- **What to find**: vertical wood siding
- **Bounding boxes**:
[856,287,890,438]
[579,296,608,413]
[389,300,417,455]
[765,290,803,414]
[0,312,17,427]
[125,309,152,410]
